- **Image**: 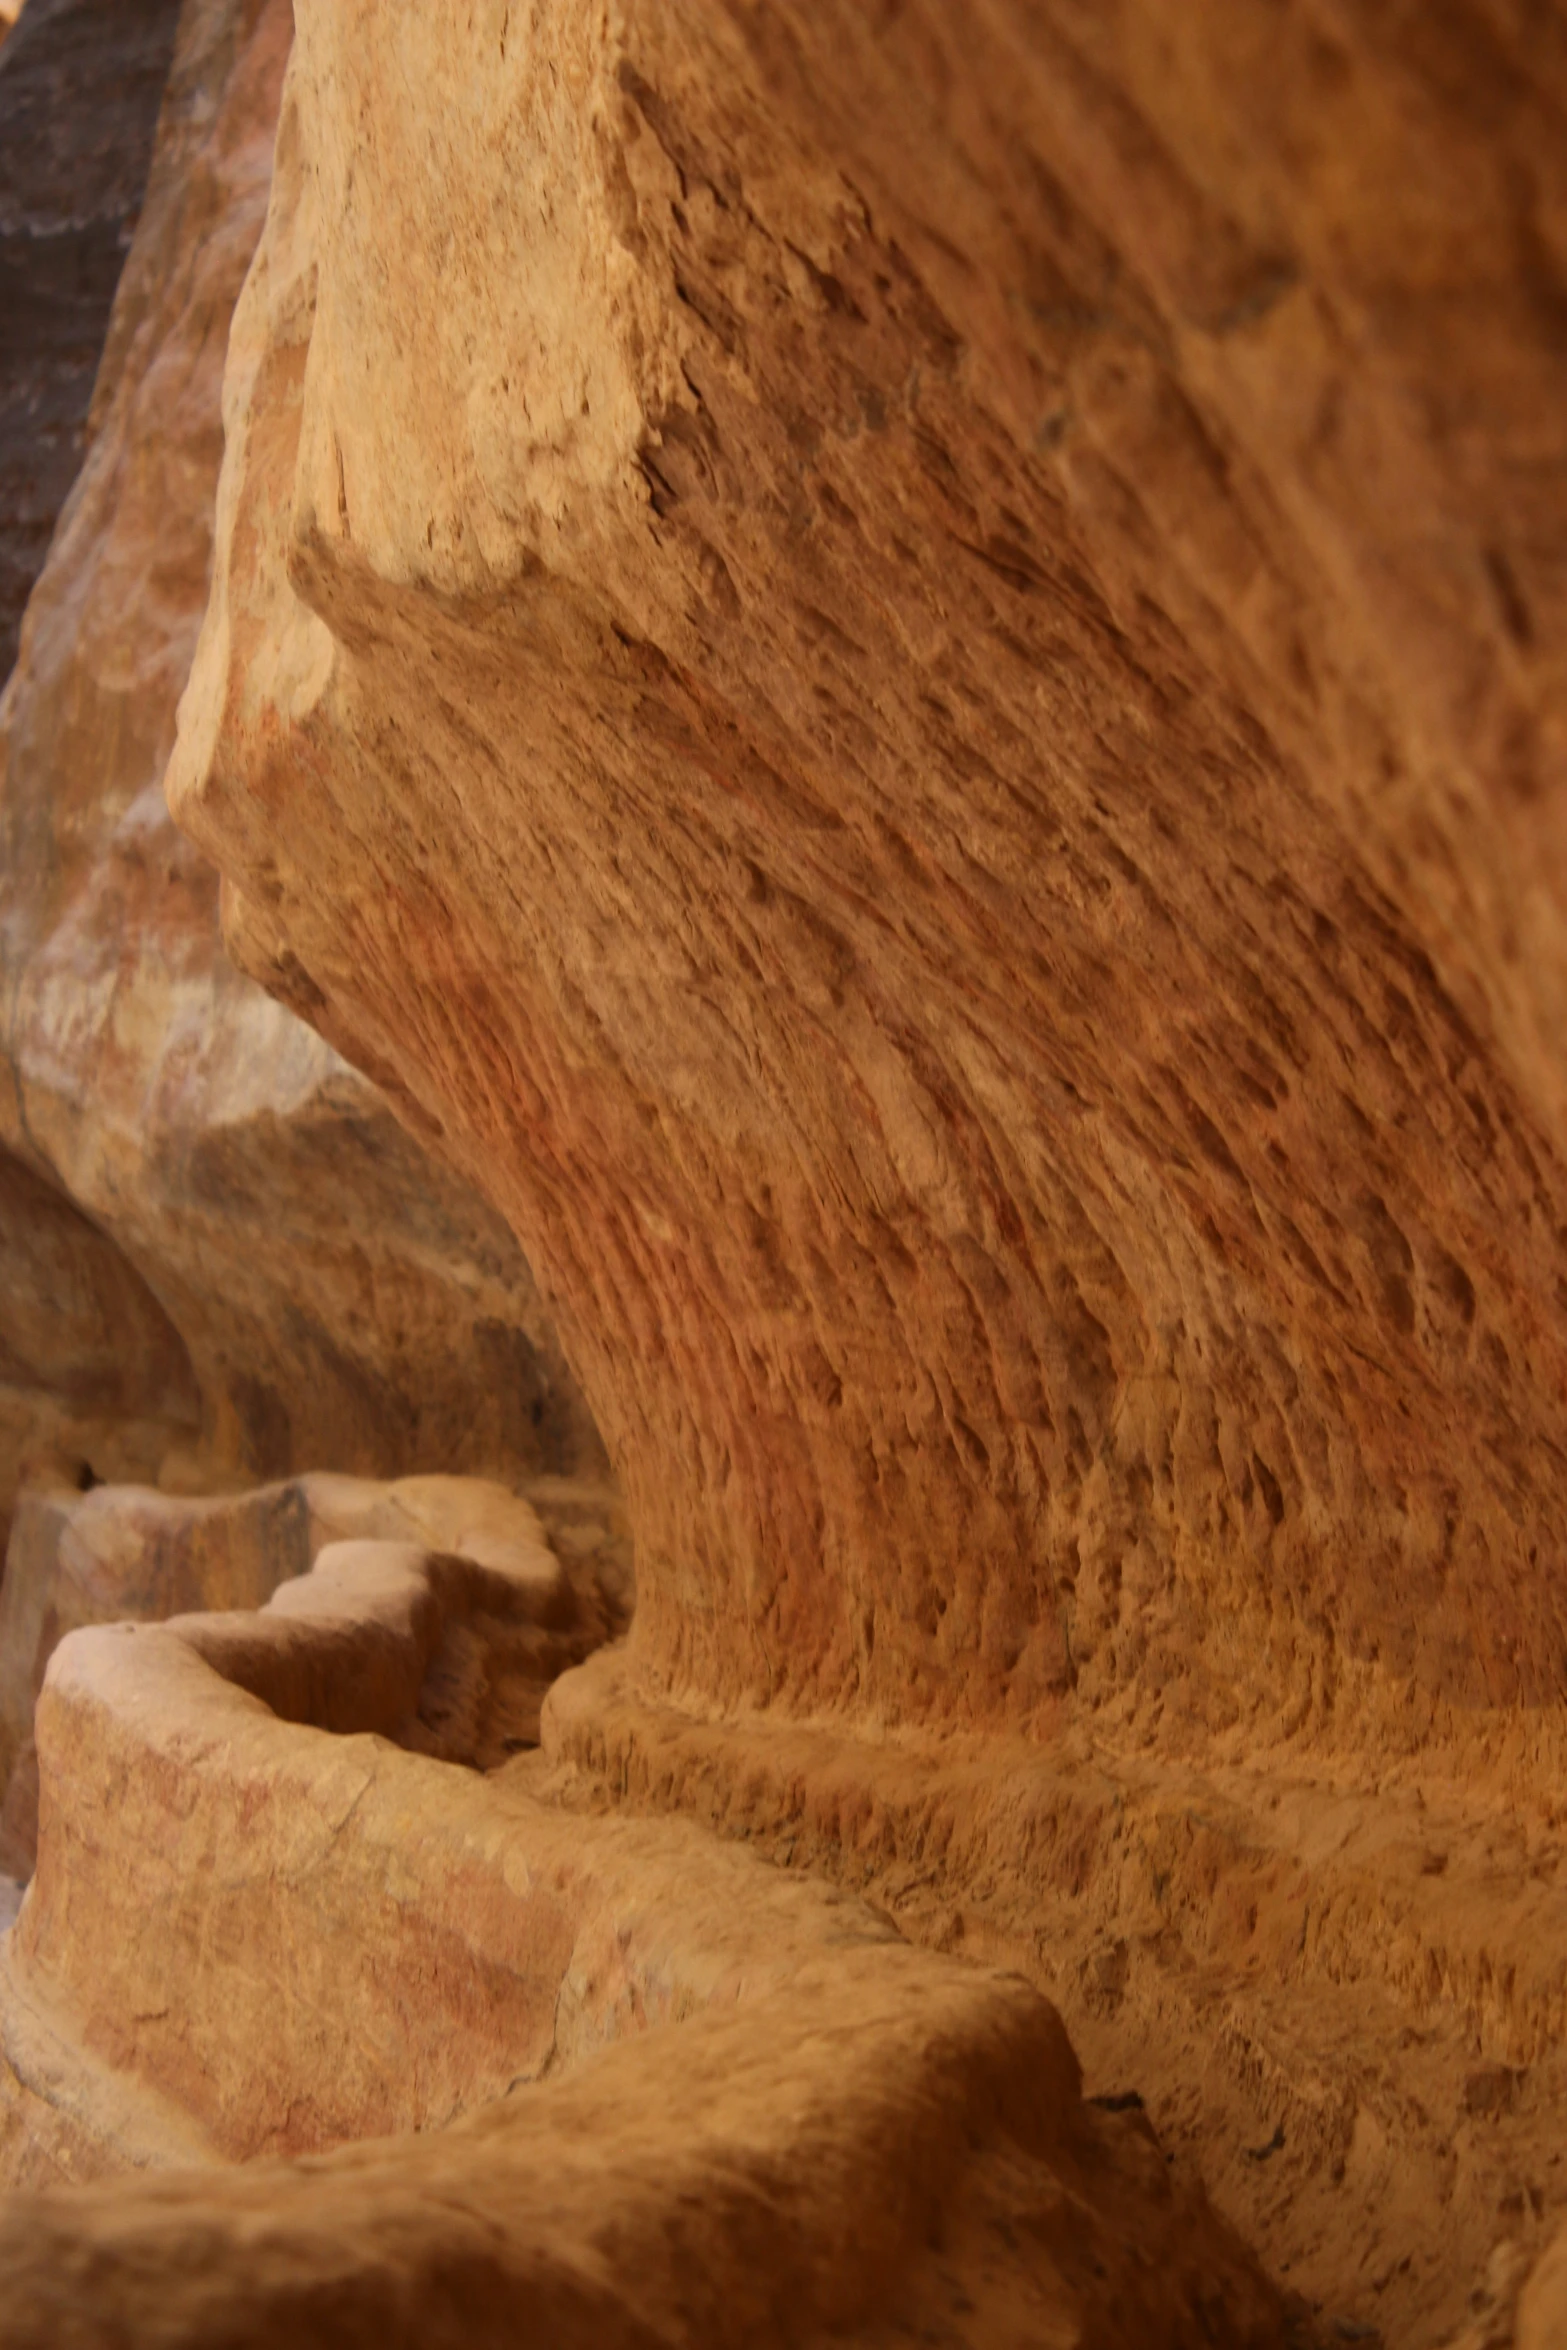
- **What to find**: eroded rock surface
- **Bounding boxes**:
[1,0,1565,2343]
[175,0,1567,1743]
[0,0,604,1545]
[148,0,1567,2339]
[0,1467,631,1870]
[0,1506,1286,2348]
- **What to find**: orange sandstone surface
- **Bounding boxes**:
[1,0,1566,2343]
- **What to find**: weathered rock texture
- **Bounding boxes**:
[0,1467,631,1870]
[0,1500,1285,2348]
[173,0,1567,1748]
[148,0,1567,2339]
[3,0,1567,2344]
[0,0,604,1549]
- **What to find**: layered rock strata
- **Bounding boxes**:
[552,1653,1567,2347]
[0,0,603,1547]
[0,0,1564,2343]
[147,0,1567,2338]
[174,0,1567,1744]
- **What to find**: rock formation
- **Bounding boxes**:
[1,0,1566,2342]
[0,1467,632,1871]
[0,0,604,1553]
[0,1476,1287,2345]
[175,0,1567,1747]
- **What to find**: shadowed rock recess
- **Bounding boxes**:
[0,0,184,679]
[0,0,605,1549]
[1,0,1566,2344]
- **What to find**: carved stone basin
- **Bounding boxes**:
[0,1493,1283,2347]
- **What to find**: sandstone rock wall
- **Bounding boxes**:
[0,0,605,1547]
[1,2,1565,2344]
[173,0,1567,1747]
